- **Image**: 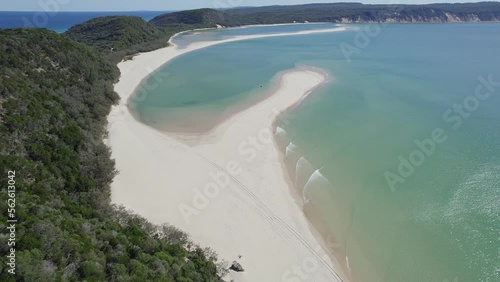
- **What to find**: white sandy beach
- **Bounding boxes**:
[108,27,349,282]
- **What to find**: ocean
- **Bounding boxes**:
[132,23,500,282]
[0,11,169,33]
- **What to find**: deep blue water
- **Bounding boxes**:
[0,11,170,33]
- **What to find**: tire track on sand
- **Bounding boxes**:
[198,154,344,282]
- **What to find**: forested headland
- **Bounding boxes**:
[226,2,500,24]
[0,28,225,281]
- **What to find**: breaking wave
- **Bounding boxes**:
[295,156,314,191]
[285,141,300,158]
[303,168,331,204]
[274,126,290,153]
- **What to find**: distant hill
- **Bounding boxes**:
[226,2,500,23]
[64,3,500,62]
[65,16,170,63]
[150,8,240,28]
[65,9,242,63]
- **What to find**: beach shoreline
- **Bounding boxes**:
[108,27,350,281]
[270,71,356,280]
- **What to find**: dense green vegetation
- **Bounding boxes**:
[65,16,164,51]
[0,28,224,281]
[226,2,500,24]
[65,3,500,64]
[65,16,171,64]
[65,9,240,64]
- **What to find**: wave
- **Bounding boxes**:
[285,141,300,158]
[295,156,314,190]
[274,126,290,151]
[285,142,303,180]
[346,255,352,274]
[303,168,331,204]
[275,126,287,138]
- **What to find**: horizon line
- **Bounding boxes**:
[0,1,498,13]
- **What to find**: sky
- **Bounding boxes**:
[1,0,487,12]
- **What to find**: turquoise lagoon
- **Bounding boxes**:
[132,23,500,282]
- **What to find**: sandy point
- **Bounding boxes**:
[108,28,349,282]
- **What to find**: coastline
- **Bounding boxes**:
[270,71,355,281]
[169,24,348,42]
[108,28,349,281]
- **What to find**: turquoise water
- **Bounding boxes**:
[133,23,500,282]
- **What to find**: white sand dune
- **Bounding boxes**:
[108,28,349,282]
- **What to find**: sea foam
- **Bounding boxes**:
[295,157,314,190]
[303,168,331,204]
[274,126,290,151]
[275,126,287,138]
[285,142,300,158]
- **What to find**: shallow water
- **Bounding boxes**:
[133,23,500,282]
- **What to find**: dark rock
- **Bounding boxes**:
[229,261,244,272]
